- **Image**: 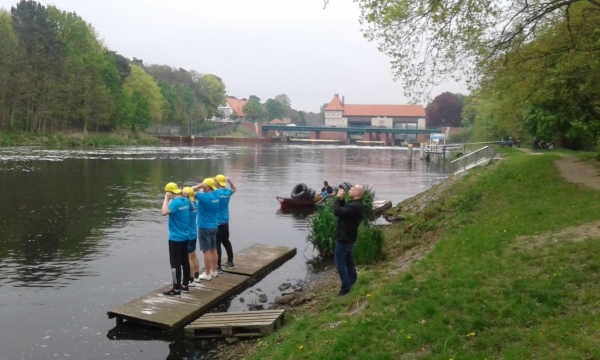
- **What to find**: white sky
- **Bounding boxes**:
[0,0,467,112]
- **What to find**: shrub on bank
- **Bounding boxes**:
[307,187,384,263]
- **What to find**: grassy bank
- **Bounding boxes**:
[222,125,258,138]
[253,149,600,359]
[0,130,163,147]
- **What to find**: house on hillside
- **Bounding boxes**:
[323,94,427,142]
[209,97,247,122]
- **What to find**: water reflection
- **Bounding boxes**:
[0,144,448,360]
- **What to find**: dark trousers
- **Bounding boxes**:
[334,240,357,293]
[168,240,190,289]
[216,223,234,267]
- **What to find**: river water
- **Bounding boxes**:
[0,144,448,359]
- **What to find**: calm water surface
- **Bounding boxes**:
[0,144,448,359]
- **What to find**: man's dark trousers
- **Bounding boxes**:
[335,240,357,293]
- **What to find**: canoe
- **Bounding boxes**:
[276,196,321,208]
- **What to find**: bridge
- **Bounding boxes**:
[261,125,443,145]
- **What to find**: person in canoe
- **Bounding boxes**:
[321,181,334,198]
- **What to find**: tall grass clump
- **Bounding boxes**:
[353,223,385,264]
[307,187,383,262]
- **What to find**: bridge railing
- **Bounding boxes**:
[450,146,495,173]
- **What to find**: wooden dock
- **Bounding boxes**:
[107,244,296,331]
[184,309,286,338]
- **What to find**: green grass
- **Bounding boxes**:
[254,151,600,359]
[224,125,258,138]
[0,130,163,147]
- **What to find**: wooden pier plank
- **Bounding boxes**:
[107,244,296,331]
[107,272,250,330]
[223,243,296,277]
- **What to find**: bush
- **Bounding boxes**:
[307,187,383,263]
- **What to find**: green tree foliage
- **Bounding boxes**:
[470,2,600,149]
[425,92,464,128]
[122,64,164,122]
[265,98,285,120]
[144,66,226,134]
[129,90,152,132]
[9,0,64,132]
[0,0,226,135]
[243,99,266,122]
[0,9,18,129]
[349,0,600,101]
[196,73,226,119]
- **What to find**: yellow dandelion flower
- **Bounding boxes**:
[553,273,556,277]
[503,229,507,233]
[299,345,303,350]
[407,336,411,339]
[467,332,476,337]
[367,294,372,297]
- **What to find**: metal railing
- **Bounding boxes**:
[450,146,495,173]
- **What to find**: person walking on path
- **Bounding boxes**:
[191,178,220,281]
[214,174,236,272]
[333,183,365,296]
[182,187,200,285]
[161,182,192,296]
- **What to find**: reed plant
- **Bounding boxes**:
[307,187,383,262]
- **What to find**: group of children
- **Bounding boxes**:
[161,175,236,296]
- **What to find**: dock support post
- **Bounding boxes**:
[420,143,425,159]
[408,143,413,161]
[116,317,124,326]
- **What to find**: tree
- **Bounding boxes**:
[265,98,285,120]
[196,73,225,119]
[0,9,18,129]
[471,3,600,149]
[10,0,64,132]
[248,95,261,103]
[129,90,152,133]
[242,99,265,121]
[123,64,164,122]
[345,0,600,100]
[425,92,464,128]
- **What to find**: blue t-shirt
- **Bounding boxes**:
[195,191,220,229]
[188,199,198,239]
[168,197,190,241]
[215,188,234,224]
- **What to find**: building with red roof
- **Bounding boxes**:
[324,94,426,130]
[209,96,247,122]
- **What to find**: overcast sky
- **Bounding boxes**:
[0,0,466,112]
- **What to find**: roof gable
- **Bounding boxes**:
[325,94,343,111]
[226,97,247,117]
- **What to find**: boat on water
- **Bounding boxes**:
[277,196,322,208]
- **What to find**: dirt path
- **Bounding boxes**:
[555,156,600,190]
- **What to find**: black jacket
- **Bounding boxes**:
[333,198,364,243]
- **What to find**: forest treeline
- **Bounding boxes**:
[0,0,226,134]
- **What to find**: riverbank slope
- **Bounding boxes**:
[229,148,600,359]
[0,130,163,147]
